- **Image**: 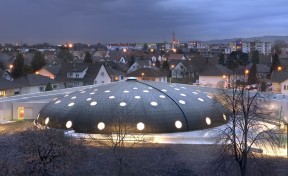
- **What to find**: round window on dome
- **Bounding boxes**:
[206,117,211,125]
[175,121,182,129]
[45,117,49,125]
[137,122,145,131]
[66,121,72,128]
[98,122,105,130]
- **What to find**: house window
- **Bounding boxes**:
[39,87,44,92]
[180,66,184,69]
[284,85,287,90]
[121,76,124,80]
[76,74,79,78]
[101,72,104,77]
[69,73,73,77]
[0,91,5,97]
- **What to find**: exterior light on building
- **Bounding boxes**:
[123,48,127,52]
[222,75,226,79]
[172,48,176,53]
[68,43,73,48]
[171,65,175,68]
[150,48,154,52]
[35,71,39,74]
[245,69,249,75]
[9,64,13,69]
[141,72,145,76]
[277,66,282,71]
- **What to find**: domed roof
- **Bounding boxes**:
[37,79,228,134]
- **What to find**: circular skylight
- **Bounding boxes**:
[193,92,198,95]
[143,90,149,93]
[223,114,227,120]
[198,98,204,102]
[68,103,74,107]
[207,95,212,99]
[81,91,86,93]
[86,98,92,101]
[105,90,110,93]
[180,94,186,97]
[55,100,61,104]
[120,102,127,106]
[174,88,180,91]
[109,96,115,99]
[90,101,97,106]
[133,87,138,90]
[71,96,76,99]
[151,102,158,106]
[90,92,95,95]
[123,90,129,93]
[135,96,141,99]
[161,89,167,92]
[64,95,69,97]
[159,95,165,98]
[179,100,186,104]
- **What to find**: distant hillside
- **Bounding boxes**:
[204,36,288,44]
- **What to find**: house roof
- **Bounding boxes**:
[65,63,89,72]
[271,71,288,83]
[105,66,124,77]
[200,65,232,76]
[168,54,185,60]
[43,65,61,75]
[0,78,22,90]
[125,68,168,78]
[179,60,199,73]
[83,63,104,84]
[14,74,59,87]
[279,50,288,59]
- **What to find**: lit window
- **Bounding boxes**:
[45,117,49,125]
[66,121,72,128]
[98,122,105,130]
[137,122,145,130]
[223,114,227,120]
[206,117,211,125]
[175,121,182,129]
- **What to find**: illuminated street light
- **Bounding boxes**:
[222,75,226,79]
[245,69,249,75]
[150,48,154,52]
[123,48,127,53]
[68,43,73,48]
[141,72,145,76]
[9,64,13,69]
[172,48,176,53]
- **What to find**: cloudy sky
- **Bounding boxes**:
[0,0,287,44]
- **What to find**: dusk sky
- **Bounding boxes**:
[0,0,288,44]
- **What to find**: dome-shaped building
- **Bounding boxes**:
[36,78,228,134]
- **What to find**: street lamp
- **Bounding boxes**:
[277,66,282,71]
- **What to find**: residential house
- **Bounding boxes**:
[246,63,270,79]
[171,60,199,79]
[36,65,61,79]
[105,66,125,82]
[271,71,288,94]
[14,74,64,94]
[199,65,232,87]
[127,60,155,73]
[279,50,288,70]
[0,78,22,97]
[125,68,168,82]
[55,63,111,88]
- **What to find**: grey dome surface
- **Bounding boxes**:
[37,79,228,134]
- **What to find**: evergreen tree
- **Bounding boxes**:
[162,60,170,71]
[155,58,161,68]
[252,50,260,64]
[143,43,148,51]
[11,53,25,78]
[83,51,92,63]
[248,64,257,84]
[218,53,225,65]
[270,53,281,73]
[128,55,135,67]
[0,61,4,70]
[31,51,46,72]
[45,82,53,91]
[260,81,267,92]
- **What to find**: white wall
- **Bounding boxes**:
[281,79,288,95]
[199,76,226,87]
[94,65,111,84]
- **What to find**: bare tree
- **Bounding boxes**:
[17,126,86,176]
[212,76,281,176]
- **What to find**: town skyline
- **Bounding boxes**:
[1,0,288,44]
